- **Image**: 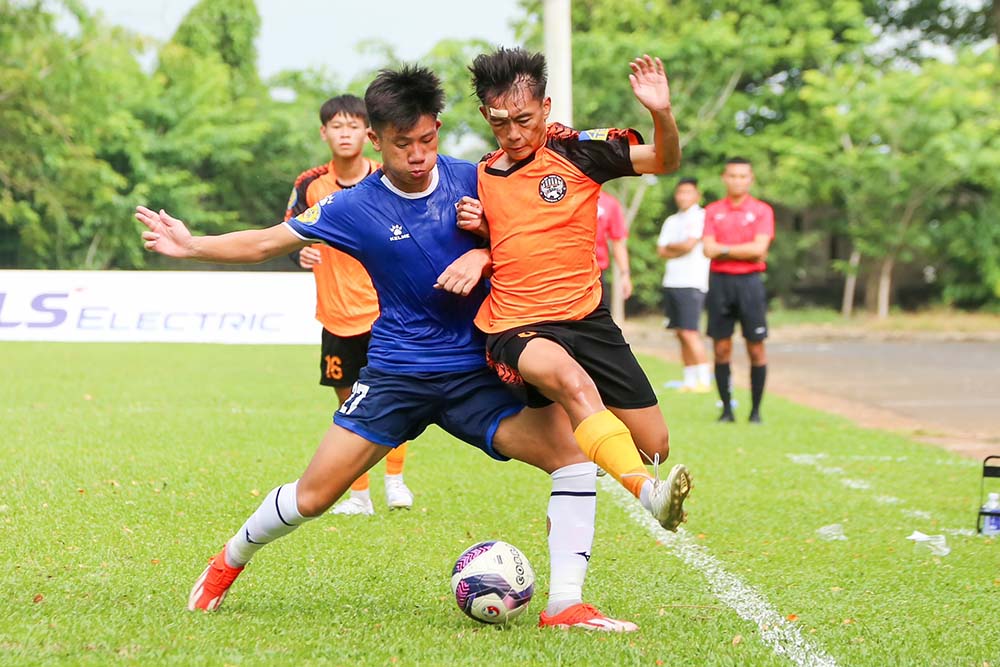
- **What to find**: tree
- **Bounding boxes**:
[779,50,1000,316]
[170,0,262,95]
[511,0,873,311]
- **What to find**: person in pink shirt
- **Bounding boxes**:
[701,157,775,423]
[596,190,632,308]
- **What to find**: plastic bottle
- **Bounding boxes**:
[983,492,1000,536]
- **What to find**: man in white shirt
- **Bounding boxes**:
[657,178,711,392]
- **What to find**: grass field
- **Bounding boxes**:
[2,342,997,666]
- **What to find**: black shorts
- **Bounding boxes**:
[485,305,657,410]
[320,328,371,388]
[706,272,768,342]
[662,287,705,331]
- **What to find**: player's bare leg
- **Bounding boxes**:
[517,337,688,530]
[188,426,390,611]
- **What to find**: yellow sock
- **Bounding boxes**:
[350,472,370,492]
[573,410,650,499]
[385,442,408,476]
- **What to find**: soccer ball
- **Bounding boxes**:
[450,540,535,625]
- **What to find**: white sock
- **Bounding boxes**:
[545,462,597,615]
[683,365,697,387]
[697,363,712,386]
[225,480,308,567]
[351,488,371,502]
[639,479,653,512]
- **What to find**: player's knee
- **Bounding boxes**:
[295,483,335,517]
[654,429,671,460]
[550,367,599,404]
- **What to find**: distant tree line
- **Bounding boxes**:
[2,0,997,316]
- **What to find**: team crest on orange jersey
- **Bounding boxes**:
[539,174,567,203]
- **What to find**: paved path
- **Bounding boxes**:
[625,321,1000,459]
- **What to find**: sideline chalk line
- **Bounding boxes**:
[601,477,838,667]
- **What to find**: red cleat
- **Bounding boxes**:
[187,547,244,612]
[538,603,638,632]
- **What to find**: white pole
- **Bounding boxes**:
[543,0,573,126]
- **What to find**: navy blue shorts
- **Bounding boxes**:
[332,365,523,461]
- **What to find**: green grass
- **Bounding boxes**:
[2,343,997,666]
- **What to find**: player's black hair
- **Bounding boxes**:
[469,47,547,105]
[319,95,368,126]
[677,177,699,188]
[725,156,752,166]
[364,65,445,134]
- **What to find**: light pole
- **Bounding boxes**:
[543,0,573,126]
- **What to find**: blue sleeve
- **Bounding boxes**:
[283,191,361,256]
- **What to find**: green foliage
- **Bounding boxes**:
[769,50,1000,311]
[861,0,999,58]
[2,0,998,311]
[0,0,325,270]
[170,0,262,95]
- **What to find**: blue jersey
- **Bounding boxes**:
[284,155,487,374]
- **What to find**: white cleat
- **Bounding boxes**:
[649,463,692,531]
[330,495,375,516]
[384,476,414,509]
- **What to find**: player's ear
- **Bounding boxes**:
[478,105,489,121]
[542,97,551,120]
[367,128,381,151]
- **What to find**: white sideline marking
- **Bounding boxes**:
[601,478,838,667]
[787,453,968,535]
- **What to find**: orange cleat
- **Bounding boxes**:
[187,547,244,612]
[538,603,638,632]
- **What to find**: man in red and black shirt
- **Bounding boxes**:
[702,157,775,423]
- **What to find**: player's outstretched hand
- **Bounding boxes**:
[455,196,490,239]
[298,246,322,269]
[629,54,671,113]
[434,248,491,296]
[136,206,194,259]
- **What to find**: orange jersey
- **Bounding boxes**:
[475,124,641,334]
[284,159,380,336]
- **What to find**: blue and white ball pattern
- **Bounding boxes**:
[451,541,535,624]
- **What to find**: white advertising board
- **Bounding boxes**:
[0,270,321,344]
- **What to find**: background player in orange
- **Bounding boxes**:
[462,48,691,530]
[285,95,412,514]
[702,157,775,423]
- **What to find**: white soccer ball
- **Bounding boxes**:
[450,540,535,625]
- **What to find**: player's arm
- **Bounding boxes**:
[283,184,318,268]
[434,248,492,296]
[703,233,771,262]
[610,238,632,299]
[136,206,308,263]
[626,55,680,175]
[658,235,699,259]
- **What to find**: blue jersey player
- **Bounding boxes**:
[136,66,641,631]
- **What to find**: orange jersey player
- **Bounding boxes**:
[284,95,412,515]
[463,48,692,533]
